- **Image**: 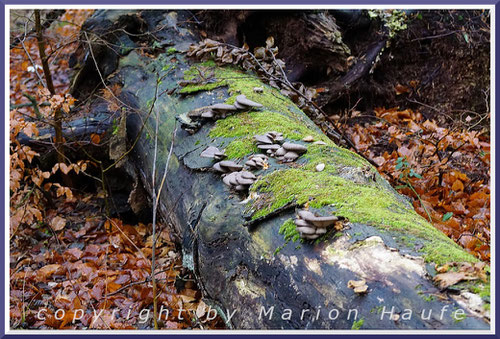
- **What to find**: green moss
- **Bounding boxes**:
[274,219,302,255]
[279,219,301,243]
[249,161,477,265]
[181,61,480,267]
[351,318,364,330]
[181,62,331,159]
[166,47,177,55]
[223,137,259,159]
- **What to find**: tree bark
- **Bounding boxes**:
[69,10,490,330]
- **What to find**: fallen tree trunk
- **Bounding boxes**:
[72,10,490,330]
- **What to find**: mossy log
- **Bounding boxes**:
[76,10,489,330]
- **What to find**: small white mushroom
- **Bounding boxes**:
[284,151,299,162]
[296,226,317,235]
[201,111,215,118]
[257,144,281,151]
[275,147,287,156]
[222,172,237,186]
[209,103,237,111]
[233,101,247,110]
[254,134,274,144]
[200,146,226,160]
[282,142,307,154]
[294,209,339,240]
[236,94,263,108]
[313,140,327,146]
[298,209,316,221]
[308,215,338,228]
[303,135,315,142]
[316,163,325,172]
[213,162,226,173]
[253,87,264,93]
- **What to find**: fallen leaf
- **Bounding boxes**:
[51,216,67,231]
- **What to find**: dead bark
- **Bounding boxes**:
[67,10,490,330]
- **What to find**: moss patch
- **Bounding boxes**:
[251,160,477,265]
[181,61,480,267]
[181,61,332,159]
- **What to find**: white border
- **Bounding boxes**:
[4,4,496,335]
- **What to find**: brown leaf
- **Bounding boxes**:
[38,264,63,278]
[434,271,477,289]
[51,216,67,231]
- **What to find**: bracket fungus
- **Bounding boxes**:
[213,160,244,173]
[200,146,227,160]
[180,95,264,133]
[254,132,308,162]
[294,209,339,240]
[245,154,269,170]
[222,171,257,191]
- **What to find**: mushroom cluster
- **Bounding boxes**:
[187,94,262,121]
[212,160,243,173]
[294,209,338,240]
[245,154,268,170]
[200,146,227,160]
[222,171,257,191]
[254,132,308,162]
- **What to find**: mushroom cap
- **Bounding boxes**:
[218,160,243,171]
[294,218,310,227]
[240,171,256,180]
[266,131,283,138]
[249,154,268,161]
[315,228,327,235]
[275,147,287,156]
[296,226,317,235]
[213,162,226,173]
[222,172,237,186]
[297,210,317,221]
[302,234,320,240]
[254,134,274,145]
[201,111,215,118]
[245,159,256,167]
[209,103,237,111]
[282,142,307,153]
[257,144,281,151]
[233,101,247,110]
[284,151,299,161]
[200,146,222,158]
[234,185,247,191]
[309,216,339,228]
[313,140,327,146]
[236,176,255,186]
[236,94,263,108]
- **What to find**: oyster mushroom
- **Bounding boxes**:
[236,94,263,108]
[213,160,243,173]
[282,142,307,154]
[245,154,268,170]
[222,170,256,191]
[284,151,299,162]
[294,209,338,240]
[209,103,237,112]
[200,146,226,160]
[254,134,274,145]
